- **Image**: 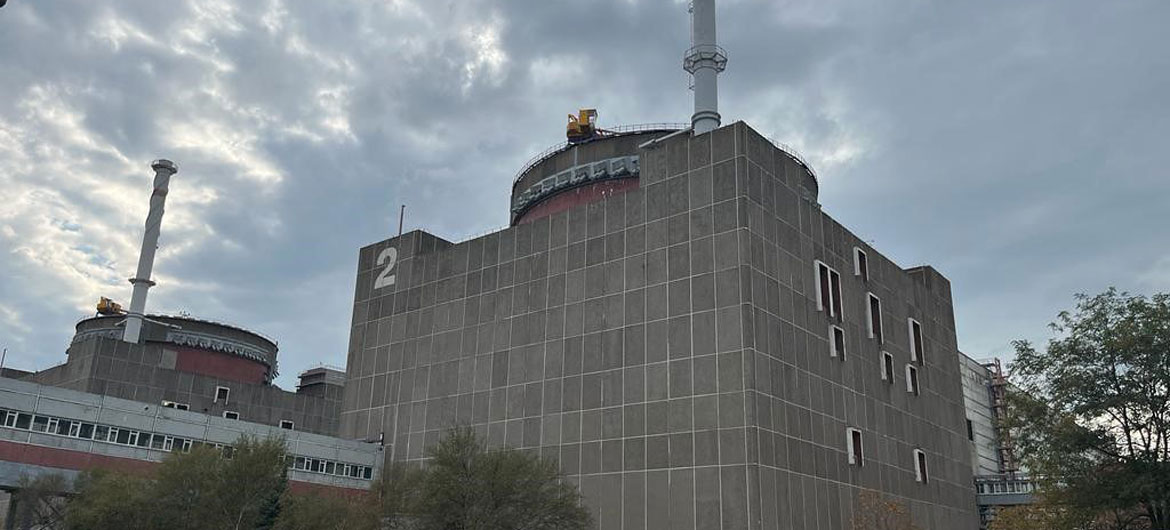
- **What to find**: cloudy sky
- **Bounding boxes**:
[1,0,1166,388]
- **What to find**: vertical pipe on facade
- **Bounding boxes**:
[685,0,727,135]
[122,159,178,344]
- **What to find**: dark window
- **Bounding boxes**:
[31,416,49,432]
[15,413,31,430]
[325,462,336,475]
[280,420,295,430]
[867,294,883,343]
[967,419,974,441]
[849,429,864,466]
[854,247,869,281]
[79,423,95,439]
[56,420,72,436]
[816,262,844,319]
[215,387,230,404]
[176,403,189,411]
[223,411,239,420]
[831,326,846,360]
[150,434,166,450]
[115,429,131,445]
[909,319,925,365]
[906,365,920,395]
[882,352,895,383]
[363,467,373,480]
[830,270,843,320]
[817,263,832,313]
[135,432,151,447]
[916,450,929,483]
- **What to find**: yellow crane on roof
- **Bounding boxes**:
[96,297,125,315]
[566,109,598,143]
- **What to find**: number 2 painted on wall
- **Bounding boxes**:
[374,247,398,289]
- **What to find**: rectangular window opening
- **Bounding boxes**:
[829,270,843,320]
[906,364,920,395]
[867,293,883,343]
[215,386,230,404]
[31,416,48,433]
[847,428,864,466]
[908,319,925,365]
[223,411,240,420]
[915,449,929,483]
[816,262,832,314]
[830,325,847,361]
[280,420,295,430]
[854,247,869,281]
[881,352,895,383]
[815,261,845,319]
[967,419,974,441]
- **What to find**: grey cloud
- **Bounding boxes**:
[1,0,1166,382]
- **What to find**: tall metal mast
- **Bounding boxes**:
[684,0,728,135]
[122,159,178,344]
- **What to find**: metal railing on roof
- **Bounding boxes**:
[766,137,818,182]
[511,123,687,189]
[301,363,347,374]
[77,311,281,348]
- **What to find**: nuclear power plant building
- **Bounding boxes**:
[340,121,978,529]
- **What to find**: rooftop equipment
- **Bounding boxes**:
[566,108,598,143]
[96,297,125,316]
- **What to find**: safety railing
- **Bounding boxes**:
[766,137,818,182]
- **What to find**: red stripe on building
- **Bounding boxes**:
[515,178,640,225]
[0,439,368,495]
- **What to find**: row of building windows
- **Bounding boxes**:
[816,255,926,395]
[290,455,373,480]
[975,480,1035,495]
[846,427,930,483]
[0,408,370,480]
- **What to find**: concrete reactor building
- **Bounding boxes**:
[339,1,978,528]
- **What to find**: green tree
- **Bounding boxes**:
[850,490,920,530]
[273,491,371,530]
[11,473,69,530]
[65,469,155,530]
[406,427,591,530]
[1008,289,1170,530]
[65,436,290,530]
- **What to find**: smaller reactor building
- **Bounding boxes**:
[0,160,382,524]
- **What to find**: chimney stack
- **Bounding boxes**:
[122,159,178,344]
[684,0,728,135]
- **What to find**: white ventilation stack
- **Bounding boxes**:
[122,159,178,344]
[684,0,728,135]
